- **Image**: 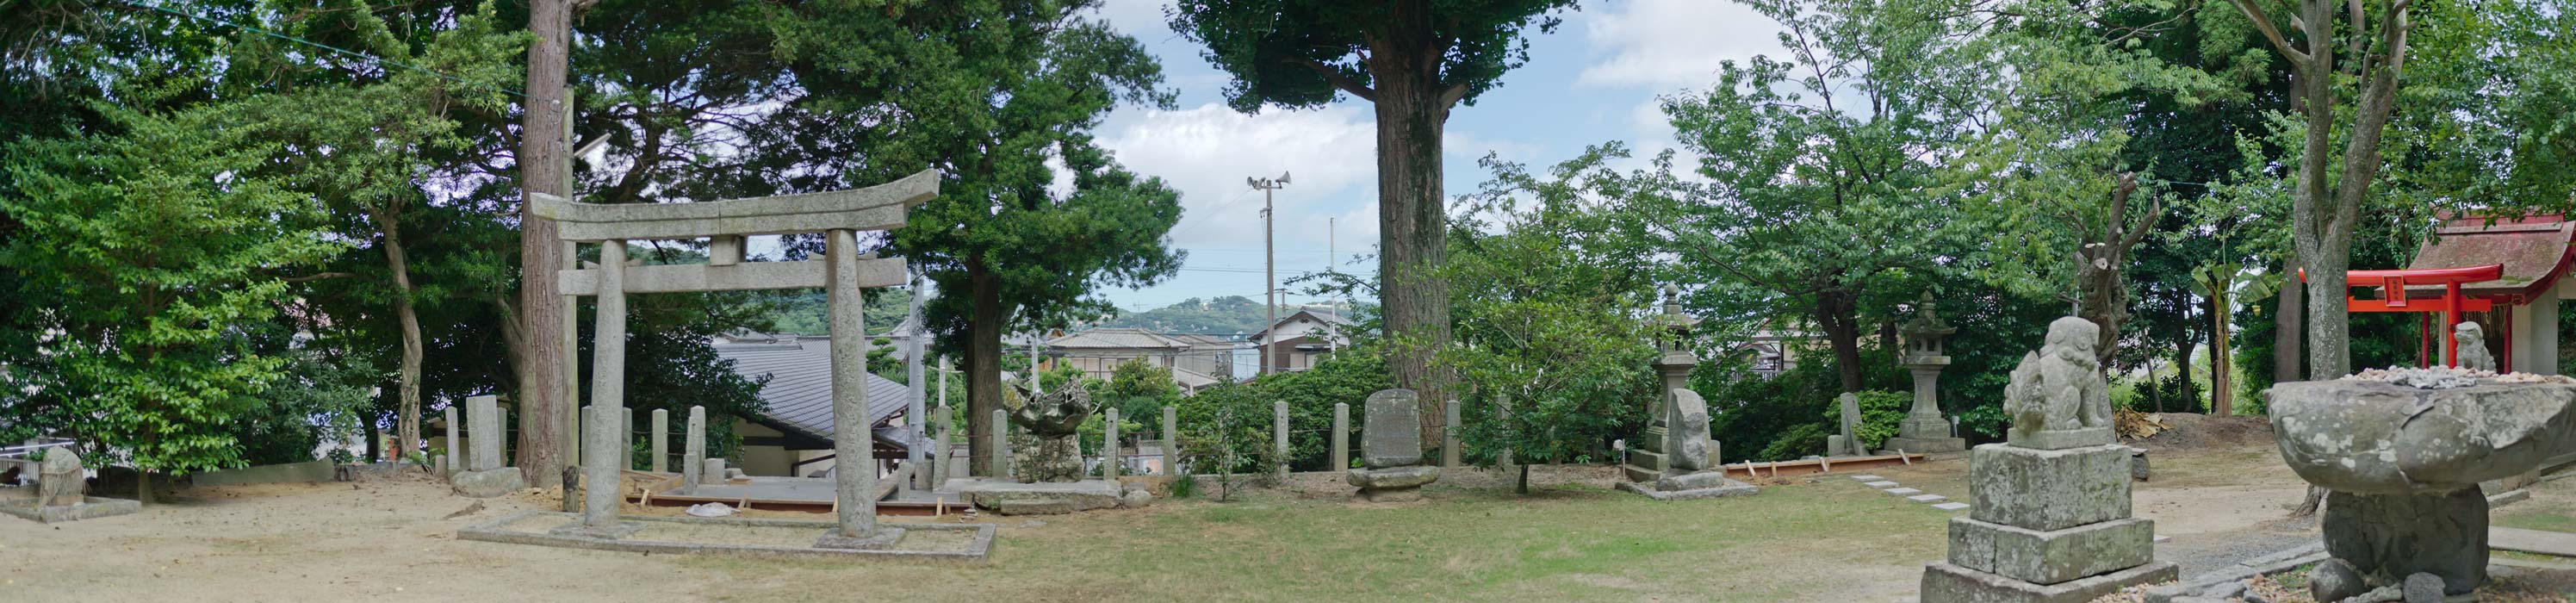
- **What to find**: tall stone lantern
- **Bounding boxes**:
[1622,284,1703,482]
[1616,285,1752,500]
[1884,294,1967,454]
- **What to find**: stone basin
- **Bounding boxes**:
[2268,379,2576,495]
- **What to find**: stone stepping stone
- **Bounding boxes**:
[1847,475,1883,481]
[1930,502,1970,511]
[1907,494,1946,502]
[1884,488,1922,495]
[1864,481,1900,488]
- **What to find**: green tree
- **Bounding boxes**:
[785,8,1185,477]
[2219,0,2419,378]
[0,102,345,497]
[1447,146,1666,493]
[1653,0,1984,394]
[1170,0,1580,440]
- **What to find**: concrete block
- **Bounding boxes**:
[1866,481,1901,488]
[1887,488,1924,495]
[1948,516,2157,585]
[1911,494,1949,502]
[1933,502,1971,511]
[1969,444,2132,532]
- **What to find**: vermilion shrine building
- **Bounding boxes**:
[2327,213,2573,373]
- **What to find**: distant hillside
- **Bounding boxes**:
[1100,295,1337,336]
[757,289,913,336]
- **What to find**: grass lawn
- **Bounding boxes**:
[691,472,1953,602]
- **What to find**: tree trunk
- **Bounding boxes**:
[512,0,571,485]
[376,211,426,463]
[1816,289,1865,393]
[2209,289,2234,417]
[965,258,1006,476]
[1368,2,1459,449]
[2275,262,2305,382]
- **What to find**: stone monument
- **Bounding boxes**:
[1345,389,1440,502]
[2,448,140,523]
[1921,317,2175,602]
[2454,321,2496,371]
[1826,393,1865,457]
[451,395,527,498]
[2264,365,2576,599]
[1009,384,1096,483]
[1884,295,1967,454]
[1618,285,1754,500]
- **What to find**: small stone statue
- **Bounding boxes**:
[1009,384,1098,482]
[2002,317,2114,449]
[2454,321,2497,372]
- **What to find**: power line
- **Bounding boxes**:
[134,2,528,98]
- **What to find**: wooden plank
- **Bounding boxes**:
[530,170,937,241]
[558,258,905,295]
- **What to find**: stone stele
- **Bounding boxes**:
[1616,389,1754,500]
[451,395,526,498]
[1346,389,1437,501]
[1922,316,2171,603]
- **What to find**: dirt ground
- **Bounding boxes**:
[0,418,2546,603]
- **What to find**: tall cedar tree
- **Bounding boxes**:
[1170,0,1577,444]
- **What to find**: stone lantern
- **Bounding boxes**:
[1884,293,1966,453]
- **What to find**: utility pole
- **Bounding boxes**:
[1028,331,1043,394]
[1328,215,1338,353]
[1248,172,1290,376]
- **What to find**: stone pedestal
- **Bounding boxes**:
[1619,388,1754,500]
[1921,444,2173,603]
[959,478,1124,515]
[2320,488,2486,595]
[1351,389,1437,501]
[1018,435,1082,483]
[1888,366,1966,454]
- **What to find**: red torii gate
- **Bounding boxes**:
[2310,264,2505,370]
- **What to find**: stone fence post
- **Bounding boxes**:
[1103,407,1121,480]
[1442,399,1462,469]
[1331,402,1350,474]
[1273,401,1289,481]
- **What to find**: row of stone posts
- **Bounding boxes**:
[1001,398,1482,481]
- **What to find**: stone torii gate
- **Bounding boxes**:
[533,170,935,549]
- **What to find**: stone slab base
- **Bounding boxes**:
[1615,478,1758,500]
[814,526,906,550]
[459,510,994,561]
[2006,427,2115,451]
[1348,465,1440,489]
[452,469,526,498]
[1885,436,1969,454]
[1921,560,2176,603]
[956,479,1122,515]
[1949,516,2156,584]
[549,519,646,540]
[0,497,141,524]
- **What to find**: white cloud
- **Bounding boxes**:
[1097,103,1381,254]
[1574,0,1787,92]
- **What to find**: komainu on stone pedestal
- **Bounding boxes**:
[1921,316,2173,603]
[2001,318,2114,451]
[1009,385,1098,483]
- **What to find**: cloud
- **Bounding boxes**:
[1096,103,1381,254]
[1574,0,1787,92]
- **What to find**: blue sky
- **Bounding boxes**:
[1078,0,1790,314]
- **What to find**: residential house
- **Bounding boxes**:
[1040,327,1238,393]
[1248,309,1355,374]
